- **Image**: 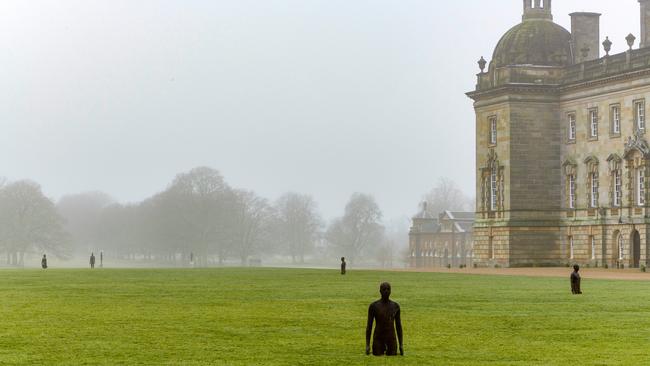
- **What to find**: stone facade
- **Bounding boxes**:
[467,0,650,268]
[408,205,474,268]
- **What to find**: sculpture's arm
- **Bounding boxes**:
[395,306,404,355]
[365,305,374,354]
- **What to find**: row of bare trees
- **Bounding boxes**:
[0,167,388,266]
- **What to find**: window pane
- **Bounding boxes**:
[490,168,497,211]
[568,114,576,140]
[614,170,622,207]
[612,106,620,134]
[569,175,576,208]
[590,111,598,137]
[637,102,646,131]
[591,172,598,208]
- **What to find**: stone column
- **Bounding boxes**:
[641,0,650,48]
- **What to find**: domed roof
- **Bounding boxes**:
[492,20,572,68]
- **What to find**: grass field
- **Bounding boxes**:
[1,268,650,365]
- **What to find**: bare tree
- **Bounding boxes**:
[275,192,323,264]
[230,190,274,265]
[326,193,384,264]
[164,167,232,266]
[0,180,71,265]
[424,178,472,216]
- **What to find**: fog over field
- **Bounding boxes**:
[0,0,641,266]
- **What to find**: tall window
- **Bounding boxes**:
[590,109,598,138]
[611,105,621,134]
[490,168,498,211]
[591,236,596,260]
[569,236,574,259]
[569,175,576,209]
[568,114,576,141]
[590,172,599,208]
[638,168,646,206]
[614,170,622,207]
[489,117,497,145]
[618,234,624,260]
[636,100,646,131]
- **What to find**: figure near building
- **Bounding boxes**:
[366,282,403,356]
[90,252,96,269]
[41,254,47,269]
[340,257,346,275]
[571,265,582,294]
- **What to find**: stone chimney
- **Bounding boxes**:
[640,0,650,48]
[570,12,601,63]
[523,0,552,22]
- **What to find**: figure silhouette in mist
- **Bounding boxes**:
[41,254,47,269]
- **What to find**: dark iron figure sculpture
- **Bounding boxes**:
[366,282,403,356]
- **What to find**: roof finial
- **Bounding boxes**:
[478,57,487,73]
[603,36,612,56]
[627,33,637,50]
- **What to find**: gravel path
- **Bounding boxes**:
[401,267,650,281]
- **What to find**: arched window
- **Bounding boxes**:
[590,172,599,208]
[584,156,599,208]
[607,154,623,207]
[564,159,577,209]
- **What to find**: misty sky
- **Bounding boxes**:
[0,0,642,222]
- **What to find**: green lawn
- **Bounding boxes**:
[0,268,649,365]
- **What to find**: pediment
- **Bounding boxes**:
[624,131,650,159]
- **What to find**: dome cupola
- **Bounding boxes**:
[491,0,572,68]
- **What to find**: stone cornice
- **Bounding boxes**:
[560,67,650,93]
[466,84,560,102]
[468,67,650,103]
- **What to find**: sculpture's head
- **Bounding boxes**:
[380,282,391,300]
[341,257,345,262]
[573,264,580,272]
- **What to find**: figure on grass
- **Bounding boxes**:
[341,257,346,275]
[571,264,582,294]
[41,254,47,269]
[90,252,96,269]
[366,282,403,356]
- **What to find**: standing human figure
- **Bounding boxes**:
[341,257,346,275]
[571,264,582,294]
[366,282,404,356]
[90,253,96,269]
[100,251,103,268]
[41,254,48,269]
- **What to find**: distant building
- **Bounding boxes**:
[468,0,650,268]
[409,203,475,268]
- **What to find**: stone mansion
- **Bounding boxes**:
[467,0,650,268]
